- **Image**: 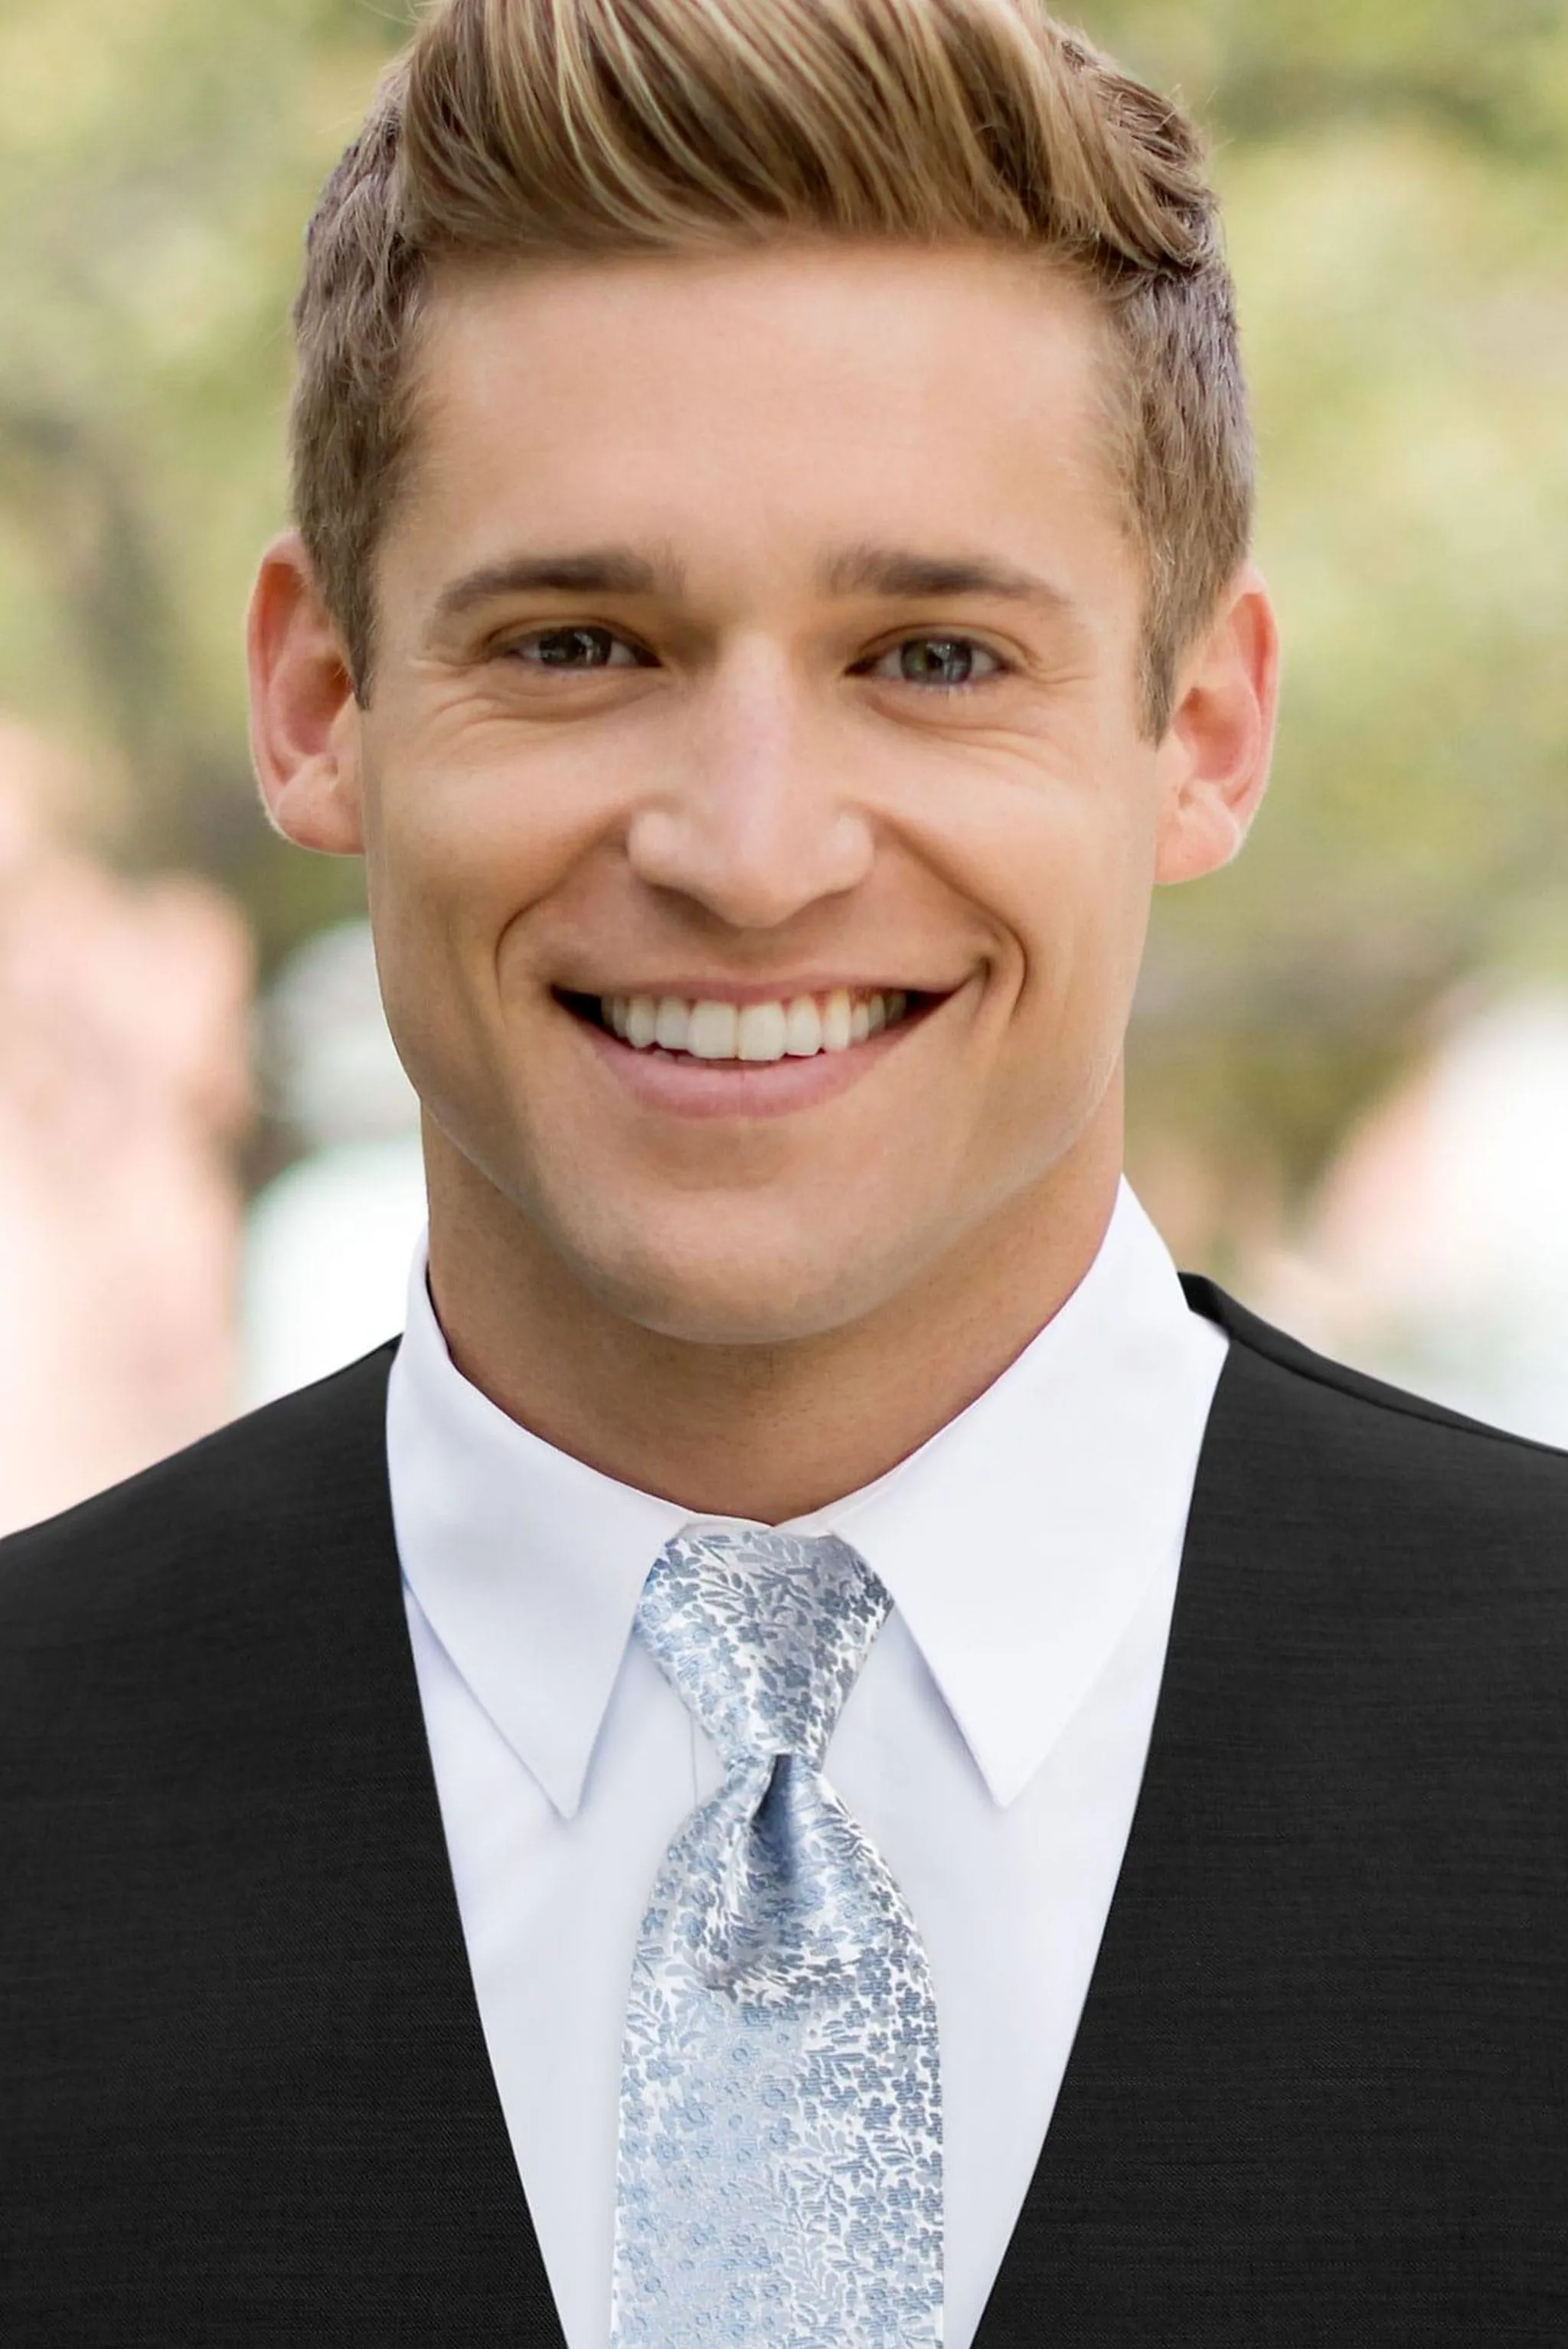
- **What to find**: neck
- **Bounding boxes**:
[423,1103,1123,1523]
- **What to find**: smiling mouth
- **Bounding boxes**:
[557,985,936,1063]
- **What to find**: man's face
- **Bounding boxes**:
[356,243,1182,1344]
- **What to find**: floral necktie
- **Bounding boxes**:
[610,1526,943,2347]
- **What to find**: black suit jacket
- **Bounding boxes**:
[2,1282,1566,2344]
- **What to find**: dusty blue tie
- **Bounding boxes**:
[610,1526,943,2348]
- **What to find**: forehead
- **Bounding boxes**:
[386,240,1132,609]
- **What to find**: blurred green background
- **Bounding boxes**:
[1,0,1565,1272]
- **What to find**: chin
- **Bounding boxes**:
[571,1223,906,1351]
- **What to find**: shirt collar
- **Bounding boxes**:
[388,1282,688,1821]
[790,1184,1225,1804]
[387,1180,1223,1818]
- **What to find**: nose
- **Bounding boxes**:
[625,645,875,932]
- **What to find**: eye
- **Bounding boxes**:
[499,626,651,670]
[860,635,1005,689]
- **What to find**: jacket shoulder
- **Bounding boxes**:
[1184,1273,1568,1569]
[1186,1271,1568,1456]
[0,1341,397,1645]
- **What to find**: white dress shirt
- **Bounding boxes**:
[387,1181,1227,2349]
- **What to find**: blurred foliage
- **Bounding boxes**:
[1,0,1565,1219]
[1103,0,1568,1237]
[0,0,409,956]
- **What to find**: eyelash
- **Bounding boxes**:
[498,626,652,671]
[495,626,1010,689]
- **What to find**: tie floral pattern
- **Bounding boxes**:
[611,1527,943,2347]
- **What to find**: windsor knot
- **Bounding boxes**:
[636,1527,890,1769]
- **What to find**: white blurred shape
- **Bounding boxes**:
[240,1135,426,1407]
[261,916,420,1144]
[240,920,425,1407]
[1261,989,1568,1445]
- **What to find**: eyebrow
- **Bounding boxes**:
[819,543,1078,613]
[431,547,684,624]
[429,540,1078,626]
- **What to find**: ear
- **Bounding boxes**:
[246,531,365,855]
[1153,564,1280,886]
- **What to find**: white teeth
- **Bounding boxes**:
[784,996,822,1056]
[654,995,688,1050]
[626,994,658,1048]
[820,988,853,1052]
[687,999,739,1060]
[737,1001,789,1062]
[598,986,913,1060]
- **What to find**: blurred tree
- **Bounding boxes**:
[0,0,1564,1238]
[1098,0,1568,1253]
[0,0,409,956]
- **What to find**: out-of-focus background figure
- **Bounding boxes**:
[0,722,250,1533]
[2,0,1565,1522]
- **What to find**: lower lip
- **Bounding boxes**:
[570,1003,939,1119]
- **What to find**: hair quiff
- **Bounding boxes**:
[290,0,1253,734]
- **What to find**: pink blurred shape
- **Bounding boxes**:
[0,722,253,1534]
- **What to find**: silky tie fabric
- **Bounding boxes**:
[611,1527,943,2349]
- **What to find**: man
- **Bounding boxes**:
[2,1,1563,2341]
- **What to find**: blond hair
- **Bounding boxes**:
[291,0,1252,733]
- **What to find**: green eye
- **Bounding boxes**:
[867,636,1003,688]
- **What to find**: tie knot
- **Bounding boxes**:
[635,1527,890,1767]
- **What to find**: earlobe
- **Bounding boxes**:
[1153,564,1280,887]
[246,531,366,857]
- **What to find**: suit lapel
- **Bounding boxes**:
[972,1314,1272,2343]
[265,1345,564,2339]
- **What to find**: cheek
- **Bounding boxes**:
[357,762,558,1122]
[916,753,1157,1024]
[364,719,610,958]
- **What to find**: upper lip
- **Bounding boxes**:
[557,979,946,1004]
